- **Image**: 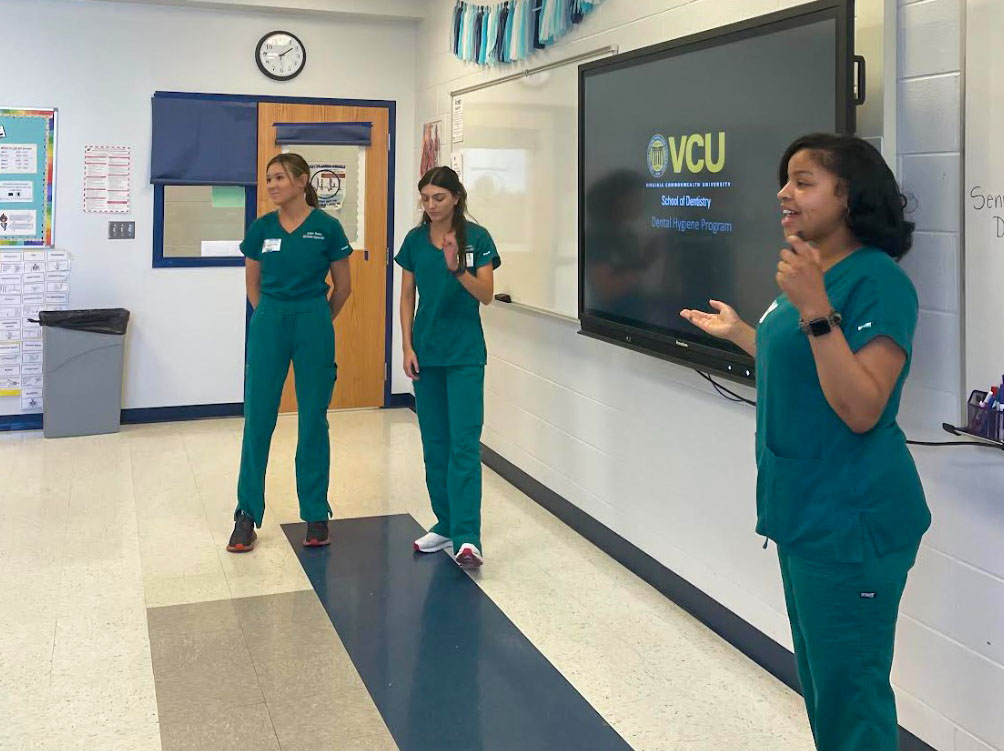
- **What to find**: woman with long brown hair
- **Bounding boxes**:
[396,166,500,568]
[227,153,353,553]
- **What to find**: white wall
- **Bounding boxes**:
[891,4,1004,751]
[0,0,416,413]
[897,0,964,426]
[416,1,1004,750]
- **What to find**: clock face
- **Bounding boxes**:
[256,31,306,81]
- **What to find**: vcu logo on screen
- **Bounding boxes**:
[648,132,726,176]
[647,135,669,178]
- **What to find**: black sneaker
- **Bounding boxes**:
[304,521,330,547]
[226,512,257,553]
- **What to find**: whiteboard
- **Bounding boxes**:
[454,51,612,319]
[964,0,1004,390]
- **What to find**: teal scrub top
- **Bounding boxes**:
[241,209,352,301]
[754,247,930,563]
[395,222,501,367]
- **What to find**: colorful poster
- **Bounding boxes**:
[0,108,56,247]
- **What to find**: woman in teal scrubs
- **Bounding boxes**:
[228,153,353,553]
[682,134,930,751]
[396,166,501,569]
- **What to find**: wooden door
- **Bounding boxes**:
[256,103,389,411]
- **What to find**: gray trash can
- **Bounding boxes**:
[39,308,130,439]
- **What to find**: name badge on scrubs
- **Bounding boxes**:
[465,251,474,267]
[262,238,282,254]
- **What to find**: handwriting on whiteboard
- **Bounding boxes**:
[969,186,1004,238]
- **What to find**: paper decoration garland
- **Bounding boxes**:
[451,0,604,66]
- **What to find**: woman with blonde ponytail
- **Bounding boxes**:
[227,153,353,553]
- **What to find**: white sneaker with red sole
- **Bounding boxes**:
[414,531,452,553]
[454,543,484,569]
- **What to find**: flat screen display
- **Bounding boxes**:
[579,2,854,382]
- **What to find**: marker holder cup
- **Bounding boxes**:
[965,390,1004,441]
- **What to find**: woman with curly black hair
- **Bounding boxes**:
[682,134,930,751]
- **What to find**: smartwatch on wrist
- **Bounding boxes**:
[798,310,842,337]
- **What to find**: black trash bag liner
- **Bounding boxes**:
[37,308,130,335]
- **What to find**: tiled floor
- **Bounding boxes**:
[148,591,394,751]
[0,409,814,751]
[286,515,634,751]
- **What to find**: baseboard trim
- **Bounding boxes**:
[121,403,244,424]
[479,444,934,751]
[3,395,416,433]
[0,413,42,432]
[386,393,416,410]
[0,402,244,432]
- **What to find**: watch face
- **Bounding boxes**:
[809,318,833,336]
[256,31,305,81]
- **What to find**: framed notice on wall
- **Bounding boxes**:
[0,107,57,248]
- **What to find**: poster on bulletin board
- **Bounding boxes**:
[0,107,57,248]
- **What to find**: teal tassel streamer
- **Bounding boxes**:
[451,0,603,66]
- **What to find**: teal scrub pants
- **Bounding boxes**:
[778,536,919,751]
[413,365,485,551]
[237,295,336,526]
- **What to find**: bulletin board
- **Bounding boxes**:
[0,107,57,248]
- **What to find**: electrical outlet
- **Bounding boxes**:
[108,221,135,240]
